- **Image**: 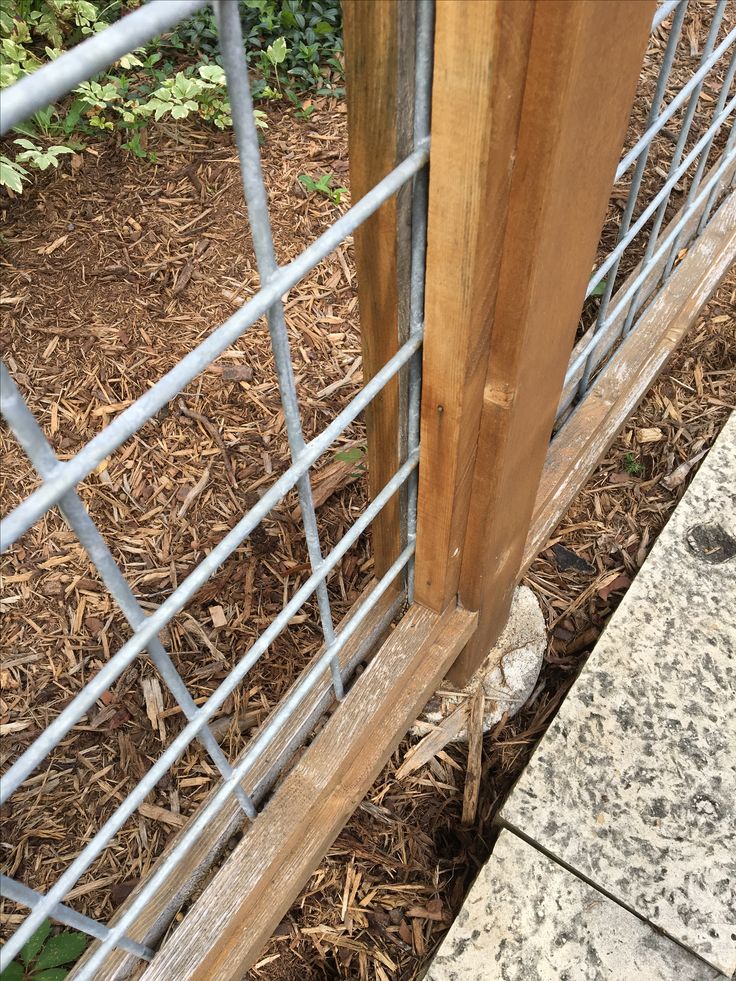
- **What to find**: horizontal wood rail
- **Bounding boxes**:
[72,583,402,980]
[523,188,736,574]
[140,602,477,980]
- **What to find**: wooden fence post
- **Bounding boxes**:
[415,0,655,684]
[342,0,415,580]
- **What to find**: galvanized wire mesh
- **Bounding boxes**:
[0,0,433,973]
[560,0,735,422]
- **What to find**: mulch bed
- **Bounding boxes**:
[1,3,734,978]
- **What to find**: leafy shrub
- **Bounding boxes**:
[0,0,343,194]
[0,918,89,980]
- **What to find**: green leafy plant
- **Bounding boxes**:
[13,137,73,169]
[0,154,30,193]
[298,172,347,205]
[0,0,341,193]
[590,277,608,298]
[623,451,642,476]
[0,919,89,980]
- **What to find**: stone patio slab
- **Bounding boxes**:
[427,830,720,981]
[500,414,736,975]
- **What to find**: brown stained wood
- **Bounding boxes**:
[557,152,736,421]
[343,0,414,579]
[72,583,401,981]
[523,189,736,575]
[448,1,654,686]
[415,0,535,613]
[140,603,477,981]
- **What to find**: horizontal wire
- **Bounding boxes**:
[652,0,684,32]
[0,144,428,552]
[588,94,736,296]
[563,146,735,391]
[615,26,736,182]
[0,330,422,807]
[3,491,417,969]
[0,0,207,135]
[76,541,415,980]
[0,876,153,961]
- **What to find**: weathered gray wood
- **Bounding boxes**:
[140,603,477,981]
[72,583,401,981]
[557,153,736,422]
[523,189,736,574]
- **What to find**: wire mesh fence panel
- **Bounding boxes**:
[0,1,433,974]
[557,0,735,426]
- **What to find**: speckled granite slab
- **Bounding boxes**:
[501,414,736,976]
[426,830,721,981]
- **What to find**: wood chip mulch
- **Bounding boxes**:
[1,4,734,978]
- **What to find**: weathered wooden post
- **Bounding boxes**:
[415,0,654,683]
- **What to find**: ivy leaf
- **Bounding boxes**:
[35,931,88,970]
[21,917,52,966]
[266,37,288,66]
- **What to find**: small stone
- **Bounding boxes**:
[413,585,546,741]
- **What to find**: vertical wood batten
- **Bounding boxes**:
[343,0,414,581]
[415,0,654,684]
[415,0,536,613]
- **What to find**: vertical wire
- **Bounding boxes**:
[406,0,434,604]
[622,0,727,336]
[576,0,687,399]
[212,0,343,699]
[664,43,736,276]
[0,364,257,819]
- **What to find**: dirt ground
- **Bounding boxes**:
[1,3,735,978]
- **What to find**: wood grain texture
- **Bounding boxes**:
[72,584,401,981]
[415,0,535,613]
[140,603,477,981]
[557,153,736,422]
[448,0,654,685]
[343,0,414,579]
[523,189,736,574]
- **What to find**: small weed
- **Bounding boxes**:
[298,172,347,205]
[0,918,89,980]
[623,452,642,476]
[334,445,366,477]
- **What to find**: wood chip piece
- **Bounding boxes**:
[138,802,187,829]
[636,426,663,443]
[209,605,227,628]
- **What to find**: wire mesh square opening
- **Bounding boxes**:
[0,0,432,974]
[557,0,735,427]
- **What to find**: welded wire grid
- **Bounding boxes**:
[0,0,433,973]
[560,0,736,423]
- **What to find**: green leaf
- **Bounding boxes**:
[35,932,88,970]
[0,961,24,981]
[199,65,225,85]
[335,446,364,464]
[590,278,607,297]
[266,37,288,66]
[21,917,51,966]
[34,971,70,981]
[0,157,29,194]
[13,138,37,151]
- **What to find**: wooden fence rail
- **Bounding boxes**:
[61,1,736,976]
